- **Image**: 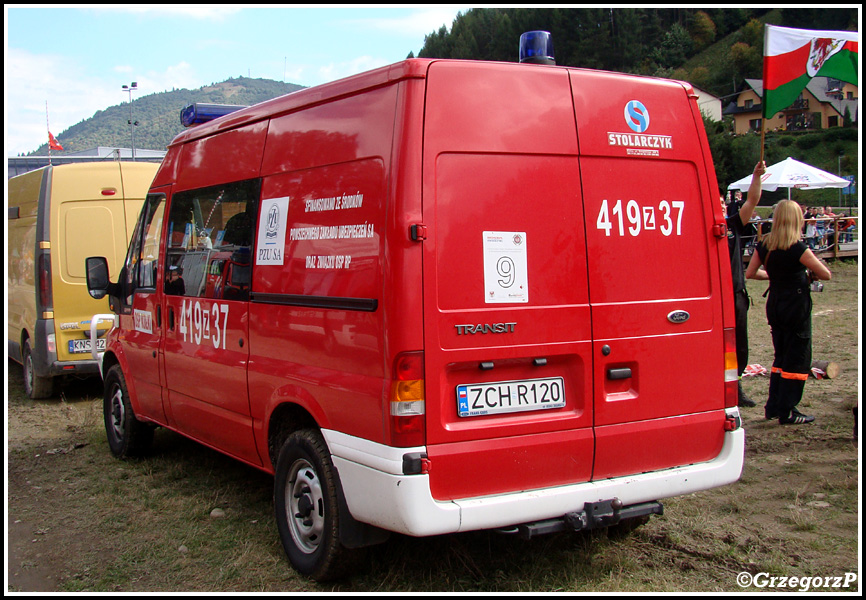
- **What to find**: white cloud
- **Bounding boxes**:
[350,7,466,37]
[87,6,242,21]
[6,48,118,155]
[315,55,385,85]
[5,48,203,156]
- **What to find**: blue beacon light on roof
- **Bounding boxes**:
[180,103,248,128]
[519,31,555,65]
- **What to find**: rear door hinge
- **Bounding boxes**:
[712,223,727,239]
[410,224,427,241]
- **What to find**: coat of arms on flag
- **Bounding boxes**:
[807,37,848,77]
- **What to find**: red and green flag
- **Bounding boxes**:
[762,24,858,119]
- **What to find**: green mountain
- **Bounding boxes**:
[30,77,305,156]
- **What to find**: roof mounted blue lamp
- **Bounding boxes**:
[519,31,555,65]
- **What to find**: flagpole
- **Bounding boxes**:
[46,101,51,166]
[760,124,765,164]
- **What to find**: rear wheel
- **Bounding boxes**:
[104,365,154,458]
[23,339,55,399]
[274,429,359,581]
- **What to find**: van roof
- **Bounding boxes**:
[168,59,435,148]
[167,57,696,150]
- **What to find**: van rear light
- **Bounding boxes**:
[38,253,53,311]
[723,328,738,409]
[46,333,56,354]
[389,352,426,447]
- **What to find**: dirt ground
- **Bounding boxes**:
[4,265,862,592]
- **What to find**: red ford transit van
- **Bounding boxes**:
[87,58,744,580]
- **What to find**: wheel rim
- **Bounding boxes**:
[285,458,325,554]
[24,353,34,396]
[108,384,126,440]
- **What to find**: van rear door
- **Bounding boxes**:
[570,70,727,479]
[420,61,594,501]
[53,163,139,362]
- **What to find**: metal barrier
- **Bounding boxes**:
[741,214,858,260]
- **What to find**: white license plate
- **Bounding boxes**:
[457,377,565,417]
[68,338,106,354]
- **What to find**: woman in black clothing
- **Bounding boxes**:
[745,200,832,425]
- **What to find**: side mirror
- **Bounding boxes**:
[86,257,110,299]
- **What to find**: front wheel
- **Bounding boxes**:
[274,429,359,581]
[103,365,154,458]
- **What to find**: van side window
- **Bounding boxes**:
[121,193,166,308]
[165,179,260,300]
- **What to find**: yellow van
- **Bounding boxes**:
[8,161,158,398]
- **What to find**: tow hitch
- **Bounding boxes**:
[503,499,664,540]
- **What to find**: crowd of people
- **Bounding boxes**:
[726,197,857,257]
[802,206,857,249]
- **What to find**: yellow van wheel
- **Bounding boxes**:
[23,340,55,399]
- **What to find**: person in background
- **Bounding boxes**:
[745,200,832,425]
[165,264,186,296]
[804,214,817,249]
[841,215,856,243]
[814,207,827,248]
[724,161,767,409]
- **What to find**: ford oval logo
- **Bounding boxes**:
[667,310,690,324]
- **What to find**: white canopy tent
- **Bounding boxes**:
[727,157,850,200]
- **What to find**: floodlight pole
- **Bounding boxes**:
[122,82,138,161]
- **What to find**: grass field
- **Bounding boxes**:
[7,260,860,593]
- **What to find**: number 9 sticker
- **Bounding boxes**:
[483,231,528,304]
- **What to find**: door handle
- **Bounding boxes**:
[607,368,632,380]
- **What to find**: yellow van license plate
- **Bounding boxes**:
[68,339,106,354]
[457,377,565,417]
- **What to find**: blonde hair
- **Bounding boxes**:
[764,200,804,251]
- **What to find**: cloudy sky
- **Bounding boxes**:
[5,5,468,157]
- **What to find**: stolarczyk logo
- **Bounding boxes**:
[624,100,650,133]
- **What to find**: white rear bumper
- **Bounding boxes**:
[324,409,745,537]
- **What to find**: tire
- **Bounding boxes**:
[274,429,359,581]
[103,365,154,458]
[23,339,55,399]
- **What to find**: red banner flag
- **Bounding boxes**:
[48,131,63,151]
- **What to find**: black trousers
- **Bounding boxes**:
[734,288,750,376]
[765,287,812,419]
